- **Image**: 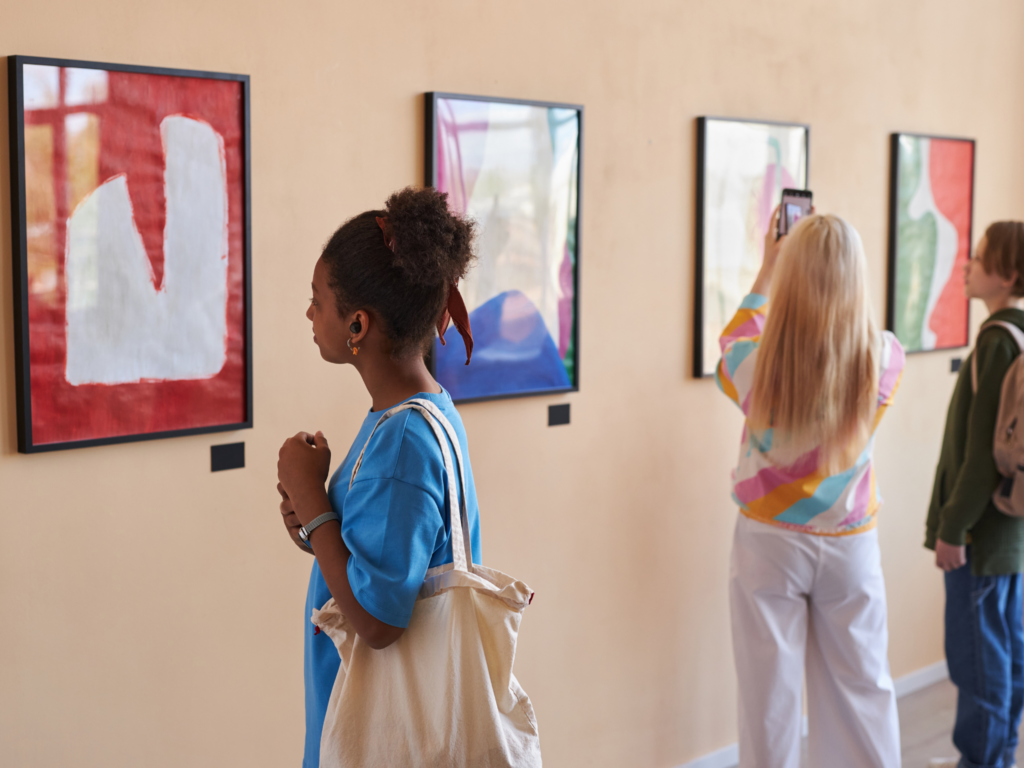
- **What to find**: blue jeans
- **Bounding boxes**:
[946,549,1024,768]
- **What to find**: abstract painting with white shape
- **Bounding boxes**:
[891,134,973,353]
[906,138,958,350]
[65,115,229,385]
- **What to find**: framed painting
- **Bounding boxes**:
[887,133,974,353]
[8,56,251,453]
[694,117,809,378]
[425,92,582,403]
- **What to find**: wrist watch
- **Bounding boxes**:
[298,511,340,546]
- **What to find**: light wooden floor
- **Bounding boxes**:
[812,678,1023,768]
[897,678,960,767]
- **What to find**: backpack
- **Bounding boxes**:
[972,320,1024,517]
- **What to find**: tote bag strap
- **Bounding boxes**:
[349,401,472,572]
[407,399,474,566]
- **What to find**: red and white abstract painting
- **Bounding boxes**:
[13,58,249,451]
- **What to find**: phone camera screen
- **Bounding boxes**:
[779,191,812,236]
[785,202,806,230]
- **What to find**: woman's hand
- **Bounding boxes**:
[277,434,404,649]
[278,483,314,554]
[935,540,967,571]
[277,431,333,526]
[751,205,786,296]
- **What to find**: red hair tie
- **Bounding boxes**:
[377,216,473,364]
[437,282,473,365]
[376,216,396,252]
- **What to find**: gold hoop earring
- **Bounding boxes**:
[347,338,359,356]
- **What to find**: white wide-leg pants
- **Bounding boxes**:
[729,513,901,768]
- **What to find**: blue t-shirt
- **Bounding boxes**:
[302,389,482,768]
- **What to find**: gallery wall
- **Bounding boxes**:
[2,1,1024,766]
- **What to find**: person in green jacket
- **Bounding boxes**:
[927,221,1024,768]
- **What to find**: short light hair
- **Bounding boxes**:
[981,221,1024,296]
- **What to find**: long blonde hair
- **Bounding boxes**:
[748,214,879,472]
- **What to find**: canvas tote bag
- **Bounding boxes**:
[312,398,542,768]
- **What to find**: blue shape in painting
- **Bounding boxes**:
[436,290,570,400]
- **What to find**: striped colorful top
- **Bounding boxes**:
[716,294,906,536]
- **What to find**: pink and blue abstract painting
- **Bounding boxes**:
[428,93,581,402]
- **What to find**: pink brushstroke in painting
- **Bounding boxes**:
[558,244,573,358]
[758,163,796,241]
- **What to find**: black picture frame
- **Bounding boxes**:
[424,91,583,404]
[886,132,975,354]
[694,116,810,378]
[8,55,253,453]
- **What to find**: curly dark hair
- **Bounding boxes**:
[321,187,476,356]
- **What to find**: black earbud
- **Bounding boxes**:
[349,320,362,334]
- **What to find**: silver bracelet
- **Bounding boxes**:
[298,511,339,546]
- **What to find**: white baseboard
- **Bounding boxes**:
[674,660,949,768]
[677,743,738,768]
[894,659,948,698]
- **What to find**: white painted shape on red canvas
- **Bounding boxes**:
[65,115,229,385]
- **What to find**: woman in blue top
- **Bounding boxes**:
[275,187,480,768]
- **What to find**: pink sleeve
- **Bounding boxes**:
[719,294,768,353]
[877,332,906,407]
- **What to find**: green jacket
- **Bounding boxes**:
[925,308,1024,575]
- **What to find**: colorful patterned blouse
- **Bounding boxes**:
[716,294,906,536]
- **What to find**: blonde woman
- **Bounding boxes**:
[716,209,905,768]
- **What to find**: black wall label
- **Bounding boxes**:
[211,442,245,472]
[951,358,962,373]
[548,404,570,427]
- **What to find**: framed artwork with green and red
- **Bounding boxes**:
[887,133,975,353]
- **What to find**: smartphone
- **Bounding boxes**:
[778,188,813,238]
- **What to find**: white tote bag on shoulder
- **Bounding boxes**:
[312,398,542,768]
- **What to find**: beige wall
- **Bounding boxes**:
[2,1,1024,765]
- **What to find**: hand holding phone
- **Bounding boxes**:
[777,188,813,238]
[753,205,786,296]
